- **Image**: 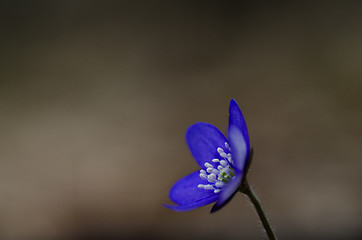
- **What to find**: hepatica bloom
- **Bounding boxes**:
[164,99,251,213]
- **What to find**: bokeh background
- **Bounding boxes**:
[1,1,361,240]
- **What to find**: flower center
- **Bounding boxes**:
[198,142,234,194]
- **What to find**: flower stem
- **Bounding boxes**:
[239,178,277,240]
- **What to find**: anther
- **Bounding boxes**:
[225,142,230,149]
[220,152,227,158]
[220,160,228,167]
[214,189,221,193]
[204,163,213,168]
[207,173,217,182]
[217,147,224,154]
[212,159,220,162]
[203,184,215,190]
[208,168,219,175]
[206,167,214,173]
[199,173,207,179]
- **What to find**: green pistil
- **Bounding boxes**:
[220,167,235,183]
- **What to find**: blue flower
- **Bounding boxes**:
[164,99,251,213]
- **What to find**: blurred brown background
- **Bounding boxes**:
[0,1,361,240]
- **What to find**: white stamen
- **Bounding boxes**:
[217,147,224,154]
[207,173,217,182]
[220,152,227,158]
[212,159,220,162]
[199,173,207,179]
[214,189,221,193]
[198,184,204,189]
[206,168,219,175]
[225,142,230,149]
[203,184,215,190]
[215,181,224,188]
[206,167,214,173]
[220,160,228,167]
[204,163,213,168]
